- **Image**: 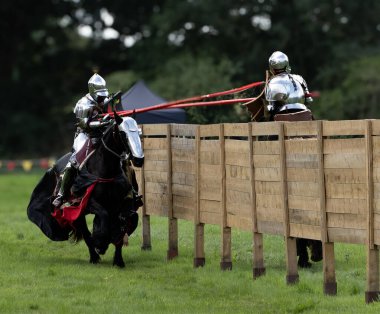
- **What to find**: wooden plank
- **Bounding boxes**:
[253,155,281,168]
[327,212,367,229]
[326,198,367,214]
[322,120,366,136]
[257,207,284,222]
[144,149,168,161]
[328,227,366,244]
[371,120,380,135]
[142,124,168,136]
[200,124,221,137]
[145,181,169,194]
[226,190,251,208]
[143,138,168,150]
[200,210,221,225]
[257,220,284,235]
[195,126,200,224]
[227,214,252,231]
[288,195,320,211]
[172,172,195,186]
[143,160,168,172]
[373,137,380,156]
[199,185,222,201]
[285,138,318,154]
[200,164,222,178]
[171,124,197,137]
[287,182,320,198]
[145,193,169,216]
[226,201,252,218]
[172,183,195,197]
[324,168,366,184]
[200,150,221,165]
[254,167,281,181]
[225,165,251,180]
[324,154,365,169]
[172,160,195,174]
[284,121,318,137]
[144,170,167,183]
[256,195,283,211]
[325,183,367,199]
[255,181,282,195]
[171,137,196,151]
[289,208,321,226]
[317,120,328,243]
[226,177,251,193]
[249,122,258,233]
[289,223,321,240]
[199,199,221,214]
[286,153,319,169]
[253,141,280,155]
[200,139,221,151]
[225,151,250,167]
[251,122,281,136]
[374,228,380,245]
[287,168,318,182]
[225,139,249,153]
[324,138,365,154]
[224,123,249,137]
[173,205,195,221]
[373,155,380,168]
[173,195,195,210]
[366,120,375,249]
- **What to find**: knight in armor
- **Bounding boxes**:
[52,73,111,208]
[264,51,313,121]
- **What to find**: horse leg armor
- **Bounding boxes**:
[52,163,77,208]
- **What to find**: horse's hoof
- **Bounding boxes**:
[311,254,323,262]
[90,255,101,264]
[298,260,312,268]
[113,261,125,268]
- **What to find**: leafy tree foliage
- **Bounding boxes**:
[2,0,380,157]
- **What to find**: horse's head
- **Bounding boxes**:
[118,117,144,167]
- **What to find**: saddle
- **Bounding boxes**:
[75,138,97,170]
[274,109,313,122]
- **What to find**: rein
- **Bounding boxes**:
[100,122,127,160]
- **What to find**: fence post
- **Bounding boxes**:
[279,122,298,284]
[166,124,178,260]
[219,124,232,270]
[365,120,379,303]
[249,123,265,278]
[317,121,337,295]
[140,125,152,251]
[194,125,205,267]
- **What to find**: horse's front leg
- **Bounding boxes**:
[113,243,125,268]
[75,216,100,264]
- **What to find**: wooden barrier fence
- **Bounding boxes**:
[135,119,380,303]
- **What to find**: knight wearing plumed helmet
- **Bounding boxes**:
[265,51,313,121]
[52,73,111,208]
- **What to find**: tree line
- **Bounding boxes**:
[2,0,380,158]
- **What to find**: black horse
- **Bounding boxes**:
[27,115,144,267]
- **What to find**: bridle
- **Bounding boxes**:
[100,122,129,160]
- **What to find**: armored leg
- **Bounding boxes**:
[52,163,77,208]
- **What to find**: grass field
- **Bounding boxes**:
[1,173,380,313]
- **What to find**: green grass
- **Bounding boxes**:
[0,173,380,313]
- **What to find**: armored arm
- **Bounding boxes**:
[293,75,313,105]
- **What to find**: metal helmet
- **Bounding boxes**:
[88,73,109,102]
[269,51,291,74]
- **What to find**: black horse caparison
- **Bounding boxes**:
[27,114,144,267]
